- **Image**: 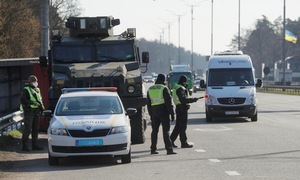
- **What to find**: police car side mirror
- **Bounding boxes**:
[126,108,137,116]
[43,110,52,118]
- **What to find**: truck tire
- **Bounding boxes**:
[130,107,146,144]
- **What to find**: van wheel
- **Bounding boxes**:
[251,113,258,122]
[206,111,213,123]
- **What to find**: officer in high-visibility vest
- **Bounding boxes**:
[147,74,176,155]
[21,75,44,151]
[170,75,198,148]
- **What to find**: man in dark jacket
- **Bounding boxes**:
[170,75,198,148]
[21,75,44,151]
[147,74,176,155]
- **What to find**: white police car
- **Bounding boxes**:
[44,87,136,165]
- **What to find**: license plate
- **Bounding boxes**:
[76,139,103,147]
[225,111,239,115]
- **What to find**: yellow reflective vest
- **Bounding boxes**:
[148,84,166,106]
[23,86,44,109]
[172,84,185,105]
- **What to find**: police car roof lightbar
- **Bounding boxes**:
[61,87,118,94]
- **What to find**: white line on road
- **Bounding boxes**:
[225,171,241,176]
[195,149,206,152]
[193,126,233,132]
[208,159,221,162]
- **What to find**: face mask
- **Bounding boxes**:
[32,82,38,88]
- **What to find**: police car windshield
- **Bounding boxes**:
[208,68,254,86]
[55,96,123,116]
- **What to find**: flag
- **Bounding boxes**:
[285,30,297,44]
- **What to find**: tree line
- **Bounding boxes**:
[0,0,80,59]
[1,1,299,79]
[230,15,300,77]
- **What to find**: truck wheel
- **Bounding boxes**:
[206,111,213,123]
[130,107,146,144]
[121,149,131,164]
[48,153,59,166]
[251,112,258,122]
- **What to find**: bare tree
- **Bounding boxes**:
[0,0,40,58]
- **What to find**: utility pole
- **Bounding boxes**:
[41,0,49,57]
[282,0,286,86]
[238,0,241,51]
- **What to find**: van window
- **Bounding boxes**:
[208,68,254,86]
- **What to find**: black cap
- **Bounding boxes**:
[178,75,187,85]
[155,74,165,84]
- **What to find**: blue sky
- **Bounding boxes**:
[80,0,299,55]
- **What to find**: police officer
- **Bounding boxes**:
[21,75,44,151]
[147,74,176,155]
[170,75,198,148]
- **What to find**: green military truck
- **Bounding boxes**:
[39,16,149,144]
[167,65,194,95]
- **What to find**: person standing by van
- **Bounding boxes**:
[170,75,199,148]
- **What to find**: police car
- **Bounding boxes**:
[44,87,136,165]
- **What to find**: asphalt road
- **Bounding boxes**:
[1,85,300,179]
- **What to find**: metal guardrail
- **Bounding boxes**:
[259,85,300,94]
[0,111,23,136]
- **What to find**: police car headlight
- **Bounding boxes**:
[109,126,128,134]
[50,128,68,136]
[207,95,217,105]
[127,85,135,93]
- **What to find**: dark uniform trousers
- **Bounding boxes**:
[22,108,41,146]
[150,105,173,152]
[170,105,188,144]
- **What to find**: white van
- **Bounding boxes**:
[200,51,262,122]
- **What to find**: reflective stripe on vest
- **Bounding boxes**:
[148,84,166,106]
[24,86,43,109]
[172,84,185,105]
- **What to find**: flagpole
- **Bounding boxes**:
[282,0,286,86]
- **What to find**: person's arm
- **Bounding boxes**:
[177,87,197,104]
[146,92,152,117]
[163,87,175,116]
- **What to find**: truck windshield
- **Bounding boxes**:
[208,68,254,86]
[53,43,134,62]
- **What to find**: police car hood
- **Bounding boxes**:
[57,62,139,78]
[51,114,126,131]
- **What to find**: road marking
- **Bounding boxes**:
[193,126,233,132]
[195,149,206,153]
[208,159,221,162]
[225,171,241,176]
